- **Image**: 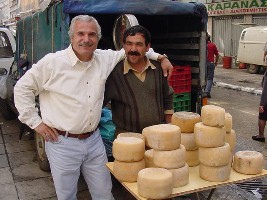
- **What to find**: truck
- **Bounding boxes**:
[237,26,267,74]
[7,0,208,171]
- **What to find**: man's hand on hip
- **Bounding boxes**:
[35,122,58,142]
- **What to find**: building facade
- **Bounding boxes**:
[179,0,267,59]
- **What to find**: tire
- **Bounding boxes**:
[0,98,17,120]
[247,64,260,74]
[34,132,50,171]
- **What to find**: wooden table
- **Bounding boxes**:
[106,162,267,200]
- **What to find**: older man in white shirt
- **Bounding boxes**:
[14,15,172,200]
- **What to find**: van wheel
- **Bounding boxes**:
[247,64,260,74]
[0,98,17,120]
[34,132,50,171]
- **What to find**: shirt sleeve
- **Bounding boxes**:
[14,55,52,129]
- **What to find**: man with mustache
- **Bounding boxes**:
[14,16,172,200]
[104,25,174,137]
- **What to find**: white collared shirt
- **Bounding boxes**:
[14,45,158,133]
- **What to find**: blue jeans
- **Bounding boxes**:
[205,62,215,93]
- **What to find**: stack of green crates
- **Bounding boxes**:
[173,93,191,112]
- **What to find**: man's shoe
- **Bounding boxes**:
[252,135,265,142]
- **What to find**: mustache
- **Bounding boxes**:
[79,42,93,47]
[128,51,141,56]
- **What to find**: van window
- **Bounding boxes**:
[240,31,246,41]
[0,31,13,58]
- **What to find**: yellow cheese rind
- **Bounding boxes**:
[171,112,201,133]
[153,145,186,169]
[185,149,199,167]
[233,151,264,175]
[113,159,145,182]
[195,122,226,148]
[117,132,145,142]
[169,163,189,188]
[199,143,231,167]
[137,168,173,199]
[199,163,231,182]
[181,132,198,150]
[225,113,233,133]
[144,149,156,168]
[142,124,181,150]
[112,137,145,162]
[201,105,225,127]
[225,129,236,151]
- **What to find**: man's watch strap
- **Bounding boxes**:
[158,54,168,62]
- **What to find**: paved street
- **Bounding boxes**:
[0,65,267,200]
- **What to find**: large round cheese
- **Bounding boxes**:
[185,149,199,167]
[144,149,156,168]
[199,143,231,167]
[233,151,263,175]
[225,113,233,133]
[117,132,145,142]
[171,112,201,133]
[112,137,145,162]
[181,132,198,150]
[113,159,145,182]
[199,163,231,182]
[225,129,236,152]
[195,122,226,148]
[137,168,173,199]
[201,105,225,127]
[142,124,181,150]
[169,163,189,188]
[153,145,186,169]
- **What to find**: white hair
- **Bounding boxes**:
[68,15,102,40]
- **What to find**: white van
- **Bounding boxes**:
[237,26,267,74]
[0,27,16,118]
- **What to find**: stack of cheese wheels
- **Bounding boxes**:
[233,151,264,175]
[141,124,189,195]
[196,105,232,182]
[171,111,201,167]
[224,113,236,152]
[112,135,145,182]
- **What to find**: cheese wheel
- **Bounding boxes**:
[137,168,173,199]
[201,105,225,127]
[142,124,181,150]
[185,149,199,167]
[199,143,231,167]
[117,132,145,142]
[144,149,156,168]
[171,112,201,133]
[195,122,226,148]
[225,129,236,151]
[113,159,145,182]
[169,163,189,188]
[233,151,263,175]
[225,113,233,133]
[112,137,145,162]
[199,163,231,182]
[153,145,186,169]
[181,132,198,150]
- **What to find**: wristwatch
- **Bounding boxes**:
[158,54,168,62]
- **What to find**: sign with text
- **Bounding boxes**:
[206,0,267,16]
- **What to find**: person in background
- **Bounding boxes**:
[103,25,174,136]
[252,42,267,142]
[14,15,173,200]
[205,33,219,98]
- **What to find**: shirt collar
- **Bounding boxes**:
[123,57,156,74]
[67,45,95,68]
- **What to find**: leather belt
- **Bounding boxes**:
[56,129,94,140]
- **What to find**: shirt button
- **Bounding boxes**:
[89,96,90,98]
[86,82,88,84]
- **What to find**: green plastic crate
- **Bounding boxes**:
[173,93,191,112]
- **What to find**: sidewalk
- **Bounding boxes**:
[214,65,264,95]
